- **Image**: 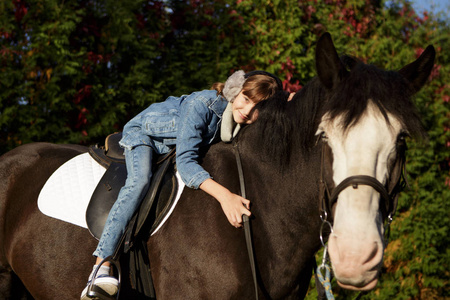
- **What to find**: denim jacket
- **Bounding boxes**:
[119,90,228,189]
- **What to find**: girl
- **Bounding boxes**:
[81,70,282,300]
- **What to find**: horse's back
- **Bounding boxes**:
[0,143,92,299]
[0,142,87,166]
[0,142,87,180]
[0,142,87,223]
[0,142,87,226]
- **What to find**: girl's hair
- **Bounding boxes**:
[211,74,279,102]
[211,82,225,93]
[242,74,279,102]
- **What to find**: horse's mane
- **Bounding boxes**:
[252,55,427,167]
[325,56,426,138]
[252,79,325,166]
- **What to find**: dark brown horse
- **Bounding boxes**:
[0,33,435,299]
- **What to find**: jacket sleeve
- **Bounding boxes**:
[175,94,213,189]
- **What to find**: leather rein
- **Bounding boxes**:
[233,140,259,299]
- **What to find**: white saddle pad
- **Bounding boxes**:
[38,153,107,228]
[37,152,185,234]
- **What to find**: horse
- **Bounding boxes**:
[0,32,435,299]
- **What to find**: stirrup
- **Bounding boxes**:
[86,257,121,300]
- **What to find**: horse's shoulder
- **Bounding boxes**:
[205,142,235,164]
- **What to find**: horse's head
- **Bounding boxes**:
[314,33,435,290]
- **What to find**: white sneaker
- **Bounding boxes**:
[80,274,119,300]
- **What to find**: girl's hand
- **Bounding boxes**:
[288,92,295,101]
[218,192,251,228]
[199,178,251,228]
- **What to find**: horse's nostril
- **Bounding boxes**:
[363,242,380,265]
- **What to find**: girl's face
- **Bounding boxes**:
[232,91,260,124]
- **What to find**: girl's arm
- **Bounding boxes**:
[200,178,251,228]
[176,92,250,227]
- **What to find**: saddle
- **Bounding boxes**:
[87,133,180,299]
[87,132,178,241]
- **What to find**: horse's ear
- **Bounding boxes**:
[315,32,347,90]
[399,45,436,93]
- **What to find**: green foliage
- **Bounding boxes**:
[1,0,170,149]
[1,0,448,298]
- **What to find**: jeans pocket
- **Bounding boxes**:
[143,112,178,137]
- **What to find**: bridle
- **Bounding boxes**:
[314,133,409,299]
[318,135,408,241]
[315,135,408,299]
[233,129,408,300]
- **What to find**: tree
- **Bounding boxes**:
[1,0,171,151]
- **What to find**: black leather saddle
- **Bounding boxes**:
[87,132,179,241]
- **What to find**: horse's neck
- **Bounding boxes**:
[242,144,323,243]
[239,147,322,292]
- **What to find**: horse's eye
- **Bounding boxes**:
[397,131,409,142]
[315,130,328,145]
[397,131,409,151]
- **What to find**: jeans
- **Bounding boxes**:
[93,145,153,259]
